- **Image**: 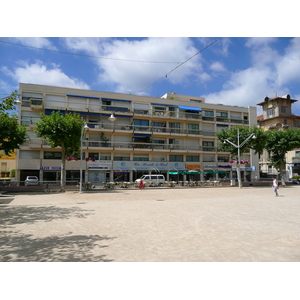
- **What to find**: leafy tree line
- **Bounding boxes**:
[216,126,300,185]
[0,90,27,156]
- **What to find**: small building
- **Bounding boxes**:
[257,94,300,179]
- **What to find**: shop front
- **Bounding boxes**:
[113,161,186,181]
[87,160,112,185]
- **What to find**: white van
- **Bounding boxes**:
[135,174,165,185]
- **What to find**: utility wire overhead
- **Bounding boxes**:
[137,37,223,93]
[0,40,181,64]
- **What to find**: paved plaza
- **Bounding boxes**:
[1,185,300,262]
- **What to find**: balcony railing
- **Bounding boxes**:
[21,139,220,153]
[21,98,250,125]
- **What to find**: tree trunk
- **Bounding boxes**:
[60,147,66,192]
[280,163,286,186]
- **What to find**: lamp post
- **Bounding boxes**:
[108,114,116,182]
[79,123,89,193]
[223,128,255,188]
[0,94,22,104]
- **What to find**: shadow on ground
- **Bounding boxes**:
[0,205,115,262]
[0,205,93,226]
[0,231,115,261]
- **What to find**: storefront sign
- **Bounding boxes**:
[40,166,61,170]
[113,161,185,171]
[88,160,112,170]
[186,164,201,170]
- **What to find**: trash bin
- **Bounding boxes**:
[230,179,236,186]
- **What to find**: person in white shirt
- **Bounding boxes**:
[272,178,279,197]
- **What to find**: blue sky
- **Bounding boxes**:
[1,37,300,116]
[1,3,300,117]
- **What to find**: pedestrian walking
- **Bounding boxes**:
[139,179,144,191]
[272,177,279,196]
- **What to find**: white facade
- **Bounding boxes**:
[17,83,259,185]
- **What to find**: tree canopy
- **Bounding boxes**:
[216,126,266,158]
[0,90,27,156]
[34,111,85,191]
[264,129,300,171]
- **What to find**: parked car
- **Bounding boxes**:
[25,176,39,186]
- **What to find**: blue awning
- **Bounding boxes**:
[101,114,132,118]
[67,94,100,99]
[134,133,152,137]
[102,98,132,103]
[151,103,177,107]
[178,105,202,112]
[45,109,100,116]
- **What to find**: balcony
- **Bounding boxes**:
[292,157,300,164]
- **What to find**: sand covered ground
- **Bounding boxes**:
[1,185,300,262]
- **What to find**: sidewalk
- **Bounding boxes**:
[1,185,300,262]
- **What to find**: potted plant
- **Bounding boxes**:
[1,171,6,177]
[10,169,16,178]
[100,132,109,146]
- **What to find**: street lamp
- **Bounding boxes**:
[79,123,89,193]
[0,94,22,104]
[223,128,256,188]
[108,113,116,122]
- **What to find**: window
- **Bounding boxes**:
[88,153,99,160]
[186,155,199,162]
[114,154,130,161]
[281,106,287,114]
[187,123,199,134]
[133,154,149,161]
[100,154,111,160]
[202,141,214,151]
[294,120,300,127]
[204,110,214,117]
[169,155,183,162]
[133,119,149,131]
[267,107,274,118]
[169,122,181,133]
[216,124,228,132]
[203,155,215,162]
[216,111,228,118]
[295,151,300,157]
[218,156,229,162]
[44,152,62,159]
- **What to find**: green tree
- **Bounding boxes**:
[34,111,85,192]
[264,129,300,185]
[216,126,266,156]
[216,126,266,187]
[0,90,27,157]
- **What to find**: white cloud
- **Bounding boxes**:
[0,79,18,95]
[2,61,89,89]
[8,37,57,50]
[275,38,300,86]
[202,37,300,114]
[210,61,227,72]
[62,37,202,94]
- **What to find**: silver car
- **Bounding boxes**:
[25,176,39,186]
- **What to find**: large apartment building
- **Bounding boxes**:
[17,83,259,185]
